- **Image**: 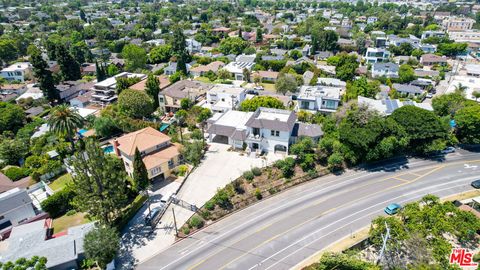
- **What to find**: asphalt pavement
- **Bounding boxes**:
[137,150,480,270]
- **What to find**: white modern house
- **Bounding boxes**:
[204,84,247,113]
[91,72,146,105]
[0,62,32,82]
[365,48,391,63]
[296,85,341,113]
[223,54,255,81]
[207,107,323,154]
[0,188,36,229]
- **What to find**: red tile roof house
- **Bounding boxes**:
[111,127,182,180]
[190,61,225,77]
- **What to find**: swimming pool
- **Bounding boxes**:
[78,129,88,135]
[103,145,114,154]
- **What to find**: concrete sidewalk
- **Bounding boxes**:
[118,143,282,267]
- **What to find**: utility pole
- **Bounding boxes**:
[376,221,390,265]
[172,207,178,237]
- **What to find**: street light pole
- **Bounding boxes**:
[172,207,178,237]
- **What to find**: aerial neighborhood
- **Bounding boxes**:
[1,0,480,269]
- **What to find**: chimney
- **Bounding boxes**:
[113,139,121,156]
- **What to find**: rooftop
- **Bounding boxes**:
[114,127,171,156]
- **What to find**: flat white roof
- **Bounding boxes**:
[446,75,480,102]
[215,110,253,129]
[257,110,290,122]
[209,84,245,95]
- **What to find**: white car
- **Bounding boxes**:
[441,147,455,154]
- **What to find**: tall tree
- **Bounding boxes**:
[29,46,60,102]
[56,43,82,81]
[48,105,85,149]
[118,89,154,119]
[172,27,189,74]
[96,61,106,82]
[275,73,298,95]
[145,74,160,109]
[133,148,149,191]
[84,226,119,270]
[256,28,263,43]
[70,139,128,225]
[122,44,147,71]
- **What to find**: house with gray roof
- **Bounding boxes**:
[207,107,322,153]
[392,83,425,97]
[0,219,95,270]
[159,80,213,113]
[371,62,399,78]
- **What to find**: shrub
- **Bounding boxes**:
[243,171,254,182]
[232,178,244,194]
[212,188,232,209]
[307,169,318,178]
[251,167,262,176]
[275,157,296,178]
[189,216,204,229]
[66,209,77,216]
[268,187,278,195]
[182,227,190,235]
[254,188,262,200]
[327,152,344,171]
[200,210,211,220]
[3,166,30,181]
[40,188,76,218]
[205,200,215,211]
[177,165,188,177]
[190,129,203,140]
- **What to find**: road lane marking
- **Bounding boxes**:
[261,180,476,270]
[392,177,410,183]
[152,159,480,269]
[187,175,402,270]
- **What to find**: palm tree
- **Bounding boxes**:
[454,83,468,93]
[48,105,85,149]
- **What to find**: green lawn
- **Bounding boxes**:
[52,212,89,233]
[194,76,212,83]
[261,83,276,92]
[48,173,72,191]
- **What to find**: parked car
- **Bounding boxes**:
[471,180,480,189]
[441,147,455,154]
[384,203,402,215]
[145,205,164,224]
[246,90,259,95]
[253,86,264,91]
[426,93,433,98]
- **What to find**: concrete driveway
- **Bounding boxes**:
[118,142,282,268]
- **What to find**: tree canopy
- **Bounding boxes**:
[454,105,480,144]
[122,44,147,71]
[70,139,128,225]
[390,105,450,154]
[219,37,249,55]
[240,96,285,111]
[84,226,119,270]
[118,89,154,119]
[0,102,25,134]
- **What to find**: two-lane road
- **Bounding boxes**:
[137,151,480,270]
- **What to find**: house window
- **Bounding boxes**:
[151,167,161,175]
[270,130,280,137]
[168,159,174,168]
[125,162,130,168]
[159,97,164,103]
